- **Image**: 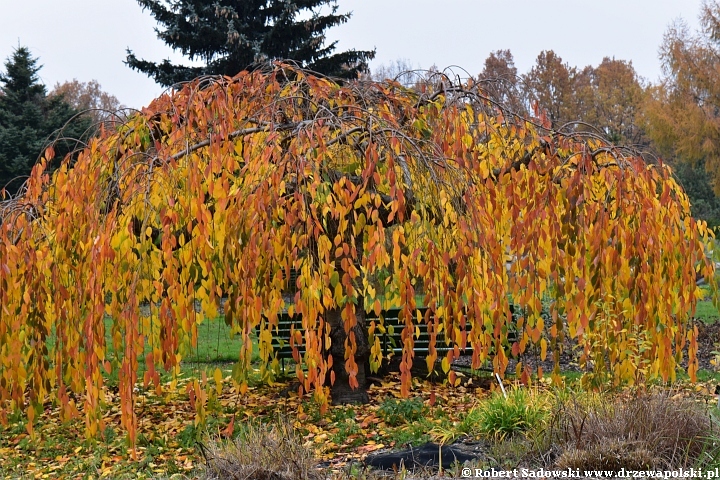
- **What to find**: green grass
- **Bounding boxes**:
[186,316,253,363]
[383,418,435,447]
[45,313,257,389]
[694,300,720,322]
[102,313,253,365]
[672,369,720,384]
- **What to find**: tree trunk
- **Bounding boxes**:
[326,302,370,404]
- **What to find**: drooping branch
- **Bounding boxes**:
[169,122,316,160]
[491,140,549,179]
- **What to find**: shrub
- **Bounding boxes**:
[378,398,426,427]
[387,418,434,447]
[557,441,657,471]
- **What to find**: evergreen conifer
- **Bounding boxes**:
[0,47,89,195]
[126,0,375,86]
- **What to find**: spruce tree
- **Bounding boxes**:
[126,0,375,87]
[0,46,89,196]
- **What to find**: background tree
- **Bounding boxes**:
[477,49,525,115]
[522,50,577,128]
[0,46,90,196]
[369,58,419,87]
[126,0,375,86]
[669,160,720,228]
[50,79,125,130]
[571,58,648,146]
[643,2,720,193]
[633,1,720,228]
[515,51,648,146]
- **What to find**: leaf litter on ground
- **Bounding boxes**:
[2,369,719,479]
[0,368,491,478]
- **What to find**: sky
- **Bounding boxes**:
[0,0,704,110]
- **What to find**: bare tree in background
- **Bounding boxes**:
[369,58,421,87]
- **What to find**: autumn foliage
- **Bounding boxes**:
[0,65,713,444]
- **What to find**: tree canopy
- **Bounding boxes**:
[0,64,713,444]
[643,1,720,195]
[0,46,90,196]
[126,0,375,86]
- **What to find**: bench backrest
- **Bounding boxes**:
[262,307,475,359]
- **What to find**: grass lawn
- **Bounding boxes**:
[96,313,258,383]
[180,315,252,364]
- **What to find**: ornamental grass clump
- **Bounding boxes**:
[552,392,716,470]
[198,420,321,480]
[474,387,549,440]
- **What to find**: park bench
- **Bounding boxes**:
[260,307,477,366]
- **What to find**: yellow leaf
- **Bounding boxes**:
[214,367,223,395]
[441,357,450,373]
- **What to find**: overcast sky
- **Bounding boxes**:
[0,0,703,110]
